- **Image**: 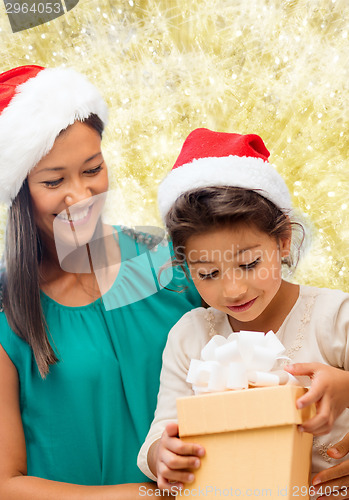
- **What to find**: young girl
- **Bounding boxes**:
[0,65,200,499]
[137,128,349,496]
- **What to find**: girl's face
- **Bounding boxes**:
[185,224,291,328]
[27,121,109,250]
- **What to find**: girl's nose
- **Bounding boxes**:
[222,270,248,300]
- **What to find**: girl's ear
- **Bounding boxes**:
[279,214,292,258]
[279,235,291,258]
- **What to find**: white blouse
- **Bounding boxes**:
[138,285,349,481]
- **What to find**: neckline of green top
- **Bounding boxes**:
[40,225,127,311]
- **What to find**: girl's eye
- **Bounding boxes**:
[85,164,102,175]
[198,270,219,280]
[42,178,63,188]
[240,258,261,270]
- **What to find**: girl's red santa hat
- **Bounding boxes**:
[158,128,292,219]
[0,65,108,206]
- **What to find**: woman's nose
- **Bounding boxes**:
[64,183,92,207]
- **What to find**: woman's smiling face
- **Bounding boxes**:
[27,120,109,250]
[185,224,291,325]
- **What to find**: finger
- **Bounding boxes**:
[313,461,349,485]
[315,476,349,500]
[163,435,205,458]
[300,407,333,435]
[164,422,180,438]
[301,415,333,436]
[309,424,333,437]
[318,489,349,500]
[158,461,195,484]
[327,433,349,459]
[161,448,201,471]
[296,384,325,409]
[163,423,205,457]
[157,475,184,494]
[284,363,318,377]
[300,394,334,434]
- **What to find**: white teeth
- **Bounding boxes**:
[57,206,90,222]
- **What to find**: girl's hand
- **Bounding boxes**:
[154,422,205,493]
[284,363,349,435]
[312,433,349,499]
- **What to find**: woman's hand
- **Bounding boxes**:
[150,422,205,494]
[284,363,349,435]
[312,433,349,499]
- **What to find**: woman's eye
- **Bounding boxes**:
[240,258,261,270]
[85,164,102,175]
[42,178,63,188]
[198,270,219,280]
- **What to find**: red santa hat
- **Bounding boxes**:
[158,128,292,219]
[0,65,108,205]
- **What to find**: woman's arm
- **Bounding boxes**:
[312,433,349,499]
[0,345,170,500]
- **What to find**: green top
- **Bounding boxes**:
[0,228,200,485]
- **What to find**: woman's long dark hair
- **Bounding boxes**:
[1,114,104,378]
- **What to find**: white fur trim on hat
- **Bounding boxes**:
[0,67,108,205]
[158,155,292,219]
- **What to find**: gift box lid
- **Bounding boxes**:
[177,385,314,437]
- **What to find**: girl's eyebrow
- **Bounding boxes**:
[188,244,261,264]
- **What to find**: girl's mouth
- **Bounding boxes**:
[227,297,257,313]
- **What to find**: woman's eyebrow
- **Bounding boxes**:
[32,153,103,175]
[33,166,65,174]
[84,152,102,163]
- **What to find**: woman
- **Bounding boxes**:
[0,65,200,498]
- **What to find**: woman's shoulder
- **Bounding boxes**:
[117,225,199,293]
[0,309,30,369]
[0,276,31,365]
[118,225,167,252]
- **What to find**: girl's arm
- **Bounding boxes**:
[0,346,169,500]
[148,423,204,493]
[284,363,349,435]
[137,310,210,487]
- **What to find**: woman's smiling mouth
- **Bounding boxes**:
[54,204,93,225]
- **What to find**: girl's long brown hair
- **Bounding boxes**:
[1,114,104,378]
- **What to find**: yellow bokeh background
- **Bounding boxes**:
[0,0,348,290]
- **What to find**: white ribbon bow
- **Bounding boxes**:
[187,331,297,394]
